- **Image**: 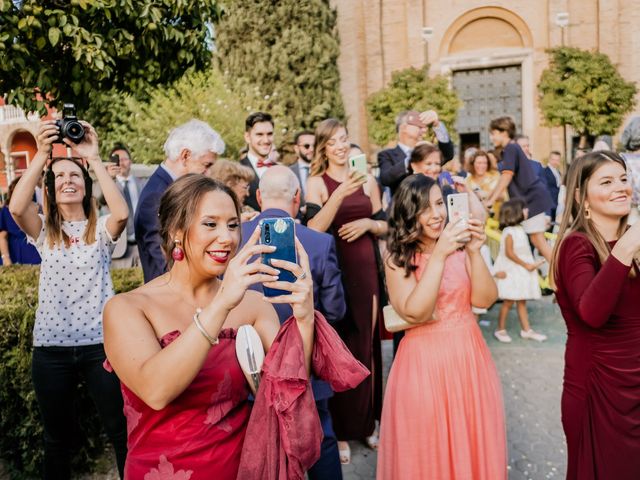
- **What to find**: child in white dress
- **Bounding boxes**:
[493,199,547,343]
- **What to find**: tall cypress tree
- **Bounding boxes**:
[215,0,345,145]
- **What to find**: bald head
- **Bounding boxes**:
[257,165,301,215]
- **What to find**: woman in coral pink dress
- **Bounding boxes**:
[377,174,507,479]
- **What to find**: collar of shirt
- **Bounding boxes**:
[398,143,412,156]
[160,163,178,181]
[248,151,269,177]
[297,159,311,170]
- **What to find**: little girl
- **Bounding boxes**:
[493,199,547,343]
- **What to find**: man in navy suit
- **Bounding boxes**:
[378,109,454,196]
[541,150,562,223]
[241,165,346,479]
[135,119,225,283]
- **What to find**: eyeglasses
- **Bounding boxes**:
[297,143,314,149]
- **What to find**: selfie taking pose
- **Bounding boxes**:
[551,151,640,480]
[9,120,129,478]
[102,174,357,478]
[377,174,506,480]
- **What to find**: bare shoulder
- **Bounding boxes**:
[104,286,148,321]
[226,290,272,327]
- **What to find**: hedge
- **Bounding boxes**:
[0,265,143,479]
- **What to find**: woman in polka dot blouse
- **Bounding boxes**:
[9,120,130,478]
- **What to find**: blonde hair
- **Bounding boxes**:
[550,151,635,289]
[310,118,346,177]
[209,159,255,189]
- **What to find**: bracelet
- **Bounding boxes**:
[193,308,219,346]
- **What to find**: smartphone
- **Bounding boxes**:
[438,172,453,188]
[259,217,297,297]
[109,153,120,166]
[349,154,368,177]
[447,193,470,241]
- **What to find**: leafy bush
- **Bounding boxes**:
[215,0,345,146]
[86,68,247,164]
[366,66,462,147]
[0,266,143,479]
[538,47,637,144]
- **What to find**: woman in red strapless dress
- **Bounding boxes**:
[103,174,317,479]
[552,151,640,480]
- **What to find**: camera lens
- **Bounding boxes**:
[64,121,85,143]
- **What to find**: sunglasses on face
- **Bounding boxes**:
[298,143,314,149]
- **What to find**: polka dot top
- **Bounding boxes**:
[27,214,117,347]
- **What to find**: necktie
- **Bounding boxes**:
[256,158,275,168]
[300,165,309,194]
[122,179,135,240]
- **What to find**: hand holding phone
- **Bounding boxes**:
[447,193,471,242]
[259,217,297,297]
[349,153,368,177]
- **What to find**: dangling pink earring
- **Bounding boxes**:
[172,240,184,261]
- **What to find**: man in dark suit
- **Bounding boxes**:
[241,165,346,479]
[378,109,454,196]
[289,130,315,205]
[135,119,225,283]
[239,112,276,211]
[541,150,562,223]
[107,144,146,268]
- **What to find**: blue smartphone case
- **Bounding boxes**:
[259,217,297,297]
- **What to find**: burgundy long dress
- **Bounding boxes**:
[555,232,640,480]
[322,173,383,440]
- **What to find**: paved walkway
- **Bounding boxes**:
[344,296,567,480]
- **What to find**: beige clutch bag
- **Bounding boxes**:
[383,304,436,332]
[235,325,265,395]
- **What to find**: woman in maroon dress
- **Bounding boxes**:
[103,174,317,479]
[551,151,640,480]
[305,118,387,463]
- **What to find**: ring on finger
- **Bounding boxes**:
[297,271,307,281]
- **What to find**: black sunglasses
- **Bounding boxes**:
[297,143,313,149]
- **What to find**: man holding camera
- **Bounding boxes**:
[378,110,454,196]
[106,144,145,268]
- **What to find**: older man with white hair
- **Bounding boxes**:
[135,119,225,282]
[241,165,347,479]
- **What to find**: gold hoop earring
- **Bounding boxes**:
[585,207,591,219]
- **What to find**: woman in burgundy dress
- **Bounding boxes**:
[103,174,317,479]
[305,118,388,463]
[551,151,640,480]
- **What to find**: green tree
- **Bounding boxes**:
[86,68,247,164]
[215,0,344,144]
[538,47,637,146]
[0,0,221,113]
[366,66,462,147]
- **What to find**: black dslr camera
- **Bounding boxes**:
[55,104,85,144]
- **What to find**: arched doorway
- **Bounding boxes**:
[439,7,534,153]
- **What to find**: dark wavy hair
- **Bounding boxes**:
[159,174,241,268]
[387,174,440,276]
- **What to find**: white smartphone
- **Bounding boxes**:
[447,193,470,242]
[349,154,368,177]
